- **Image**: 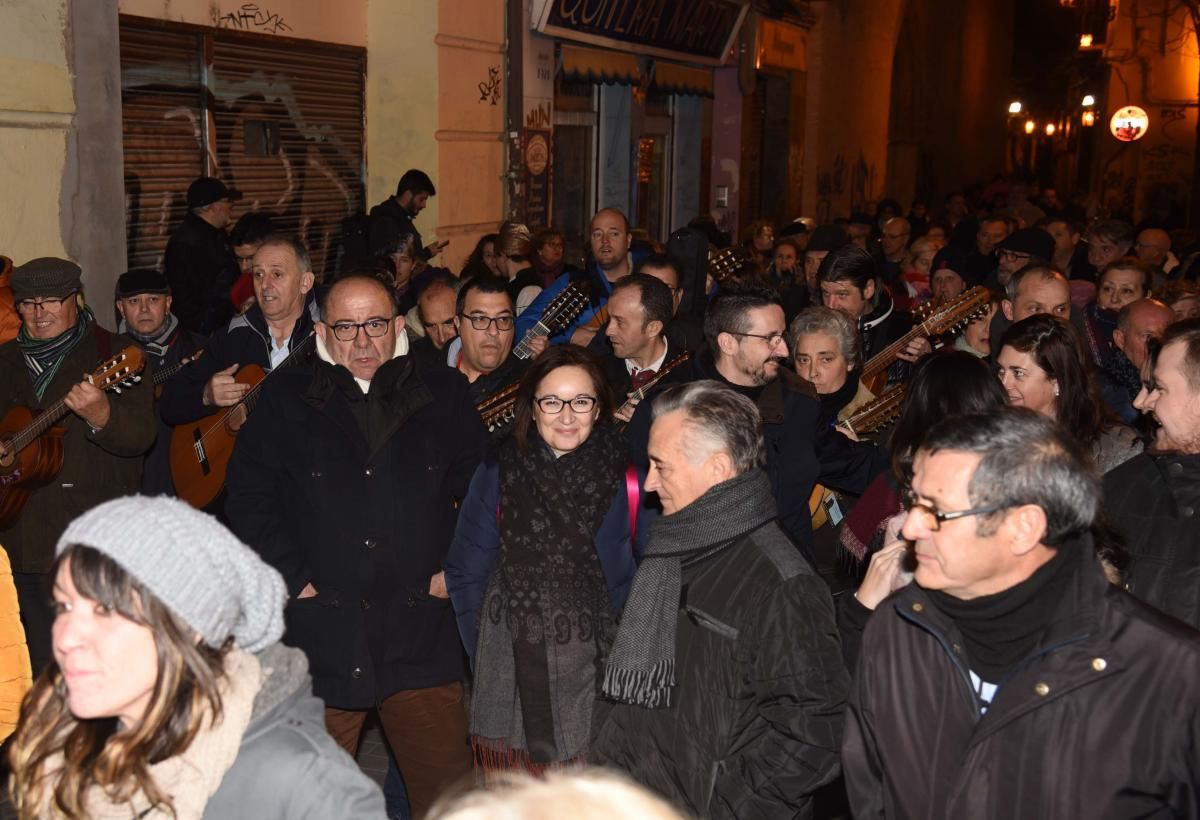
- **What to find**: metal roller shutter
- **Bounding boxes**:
[119,18,365,278]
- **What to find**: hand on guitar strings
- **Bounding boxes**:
[614,395,639,424]
[203,363,251,408]
[525,335,549,358]
[65,375,111,431]
[896,335,932,363]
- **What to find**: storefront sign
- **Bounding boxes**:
[524,129,552,229]
[757,18,807,72]
[1110,106,1149,142]
[532,0,749,65]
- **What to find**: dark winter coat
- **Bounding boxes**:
[0,325,156,573]
[1104,452,1200,629]
[444,457,653,663]
[624,349,888,563]
[164,212,237,334]
[591,521,850,819]
[224,356,487,708]
[367,197,427,260]
[204,644,386,818]
[159,296,318,426]
[842,546,1200,818]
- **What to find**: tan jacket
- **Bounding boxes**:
[0,545,31,742]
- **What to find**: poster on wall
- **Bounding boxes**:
[524,129,552,229]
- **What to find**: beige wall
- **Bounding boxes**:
[118,0,367,46]
[0,0,73,263]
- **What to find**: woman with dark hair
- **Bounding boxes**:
[996,314,1142,473]
[461,233,502,281]
[445,346,651,775]
[8,496,384,819]
[742,219,775,269]
[835,350,1009,667]
[530,227,578,288]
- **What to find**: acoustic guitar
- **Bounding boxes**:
[0,346,145,528]
[169,333,314,510]
[858,286,991,394]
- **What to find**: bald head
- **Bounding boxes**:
[1114,298,1175,368]
[1135,228,1172,268]
[881,217,911,261]
[418,279,458,350]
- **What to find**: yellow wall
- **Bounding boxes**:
[0,0,73,262]
[118,0,367,46]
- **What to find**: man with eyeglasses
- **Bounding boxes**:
[625,284,886,563]
[160,235,318,439]
[445,275,545,407]
[842,407,1200,818]
[226,273,486,818]
[0,257,155,674]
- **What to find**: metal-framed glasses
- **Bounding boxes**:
[535,394,597,414]
[325,318,393,341]
[902,488,1008,532]
[459,313,514,332]
[730,331,786,346]
[17,295,74,313]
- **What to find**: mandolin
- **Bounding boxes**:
[476,381,521,436]
[514,282,590,359]
[0,346,145,528]
[858,286,991,394]
[614,350,692,428]
[169,333,314,511]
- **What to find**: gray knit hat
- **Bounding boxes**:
[12,257,83,301]
[56,496,286,652]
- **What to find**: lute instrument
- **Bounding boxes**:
[475,381,521,436]
[0,346,145,528]
[614,350,692,428]
[858,286,991,394]
[169,333,314,510]
[514,282,590,359]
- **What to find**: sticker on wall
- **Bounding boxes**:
[1109,106,1149,142]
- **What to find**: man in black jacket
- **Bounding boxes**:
[164,176,241,334]
[368,168,446,261]
[601,274,683,422]
[593,382,849,819]
[843,408,1200,818]
[225,274,486,818]
[1105,318,1200,628]
[625,285,887,563]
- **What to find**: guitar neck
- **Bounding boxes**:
[514,324,549,360]
[153,360,185,387]
[842,385,906,436]
[617,352,691,414]
[10,399,70,454]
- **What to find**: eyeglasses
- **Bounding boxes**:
[459,313,514,331]
[730,331,786,347]
[325,318,393,341]
[902,488,1009,532]
[998,249,1032,262]
[17,295,74,313]
[535,394,597,414]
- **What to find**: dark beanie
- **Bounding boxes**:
[999,228,1054,263]
[806,225,849,254]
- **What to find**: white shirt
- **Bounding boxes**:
[625,337,669,378]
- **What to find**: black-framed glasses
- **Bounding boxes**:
[459,313,514,332]
[535,394,597,414]
[17,294,74,313]
[902,488,1008,532]
[325,318,393,341]
[998,249,1031,262]
[730,330,786,347]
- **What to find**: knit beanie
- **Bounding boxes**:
[56,496,286,652]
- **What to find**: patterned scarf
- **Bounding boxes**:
[18,305,94,399]
[602,468,776,709]
[471,422,628,767]
[120,312,180,361]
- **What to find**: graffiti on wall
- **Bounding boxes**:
[216,5,293,35]
[525,102,551,129]
[479,66,502,105]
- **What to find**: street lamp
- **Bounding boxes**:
[1080,33,1094,48]
[1024,119,1037,135]
[1081,110,1096,127]
[1082,94,1096,107]
[1009,101,1023,114]
[1045,123,1057,136]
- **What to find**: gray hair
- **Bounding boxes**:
[1004,263,1064,303]
[919,407,1098,546]
[258,234,313,275]
[787,306,861,367]
[651,381,763,474]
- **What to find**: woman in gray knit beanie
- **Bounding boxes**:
[7,496,385,820]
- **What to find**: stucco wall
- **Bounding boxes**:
[118,0,367,46]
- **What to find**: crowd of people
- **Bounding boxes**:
[0,168,1199,819]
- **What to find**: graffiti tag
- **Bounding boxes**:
[217,4,292,35]
[479,66,501,106]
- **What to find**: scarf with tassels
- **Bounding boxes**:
[18,305,94,399]
[602,468,776,709]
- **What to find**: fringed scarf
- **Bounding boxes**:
[18,305,94,399]
[601,468,776,709]
[471,422,628,769]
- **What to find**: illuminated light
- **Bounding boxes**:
[1008,101,1023,114]
[1045,123,1057,136]
[1110,105,1149,142]
[1082,110,1097,127]
[1080,33,1094,48]
[1024,120,1036,134]
[1059,0,1077,6]
[1082,94,1096,107]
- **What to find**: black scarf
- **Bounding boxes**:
[119,312,181,361]
[926,545,1076,682]
[18,305,94,399]
[602,468,776,708]
[819,376,860,428]
[471,422,628,766]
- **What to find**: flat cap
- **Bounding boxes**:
[11,257,82,301]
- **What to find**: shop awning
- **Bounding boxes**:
[652,62,715,98]
[559,44,641,86]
